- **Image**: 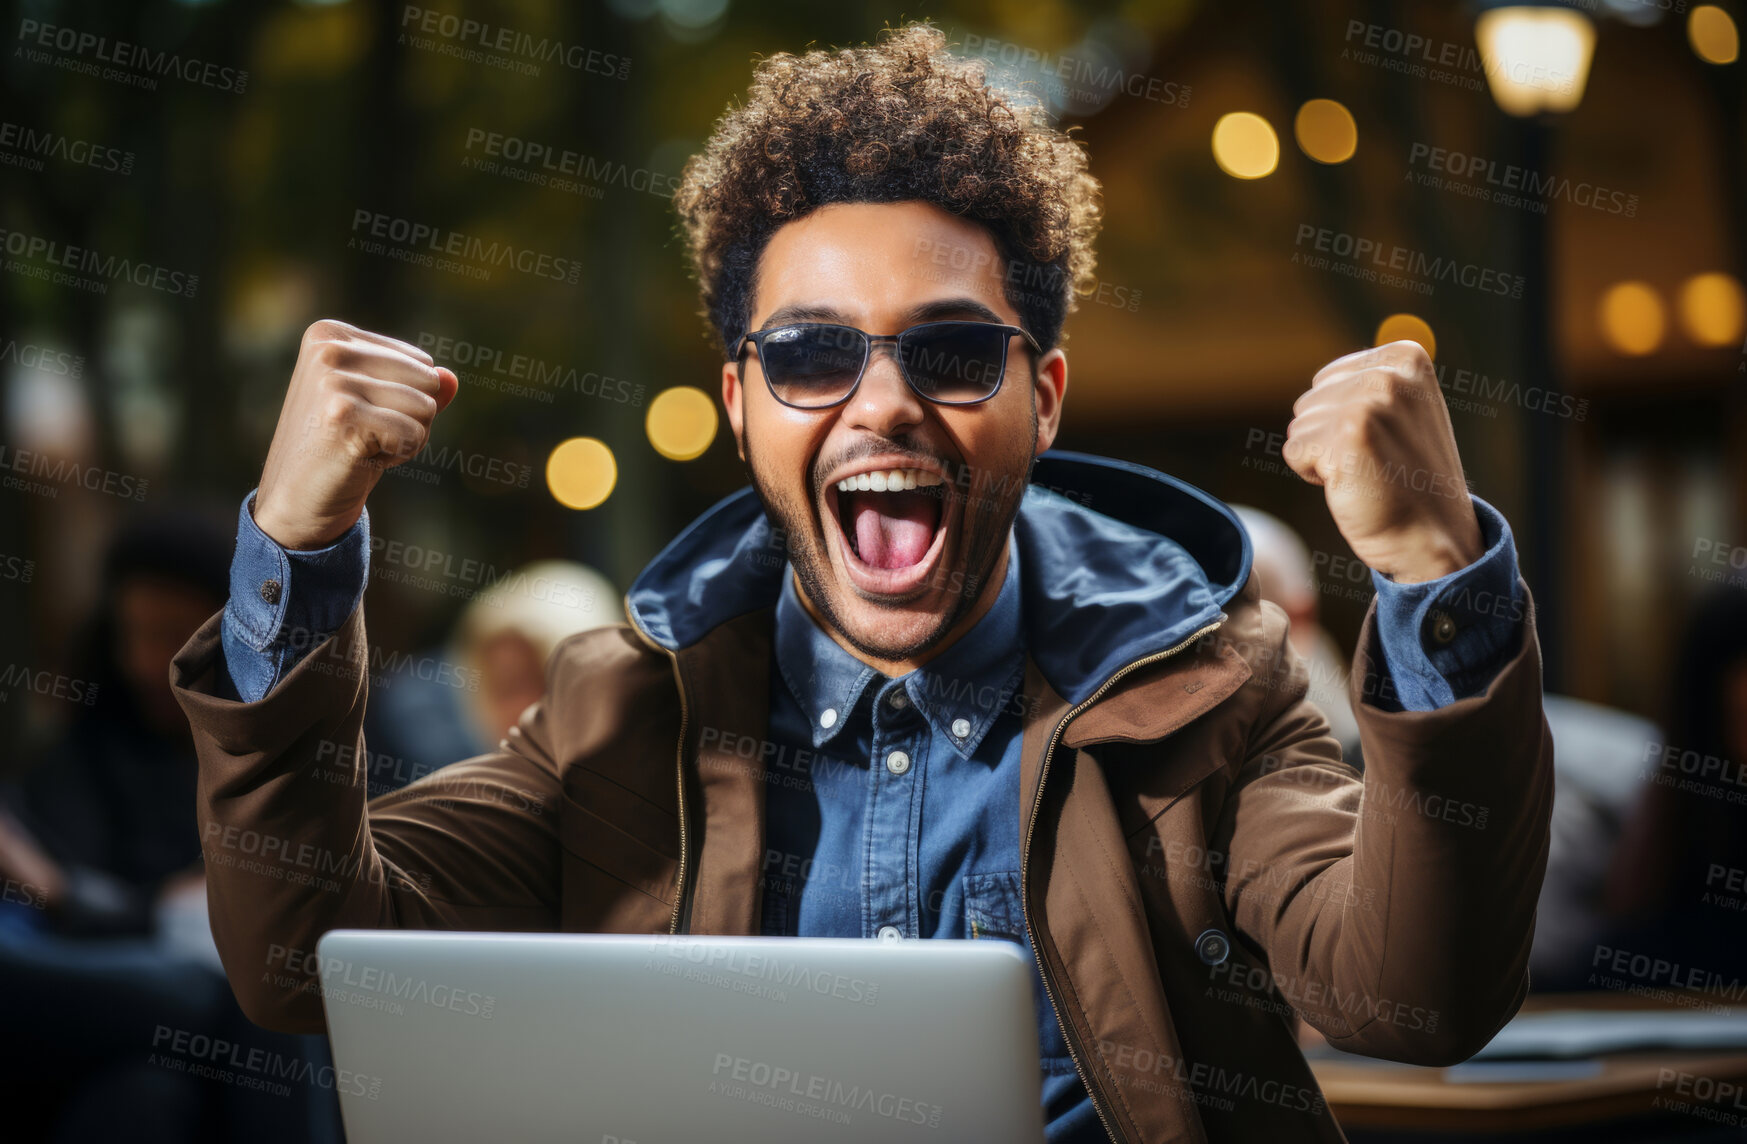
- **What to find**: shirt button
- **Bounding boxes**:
[1195,928,1231,966]
[259,579,282,605]
[877,925,902,942]
[819,707,838,729]
[1428,611,1458,645]
[889,690,909,710]
[951,718,971,739]
[885,750,911,776]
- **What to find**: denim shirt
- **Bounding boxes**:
[760,541,1109,1138]
[219,486,1523,1141]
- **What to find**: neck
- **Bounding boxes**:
[796,541,1012,678]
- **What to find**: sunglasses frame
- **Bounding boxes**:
[736,320,1042,410]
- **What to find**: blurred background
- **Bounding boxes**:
[0,0,1743,1140]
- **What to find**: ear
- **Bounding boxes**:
[1031,348,1069,455]
[722,357,747,462]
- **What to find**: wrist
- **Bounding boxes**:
[1379,525,1484,584]
[251,497,356,552]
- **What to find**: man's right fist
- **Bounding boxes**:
[253,320,459,551]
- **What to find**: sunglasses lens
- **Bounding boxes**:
[759,325,867,407]
[898,323,1009,403]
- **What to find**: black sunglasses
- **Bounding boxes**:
[737,320,1041,409]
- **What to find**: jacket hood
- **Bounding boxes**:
[626,450,1252,706]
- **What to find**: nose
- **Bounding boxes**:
[841,342,925,439]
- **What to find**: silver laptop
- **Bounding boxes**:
[316,930,1046,1144]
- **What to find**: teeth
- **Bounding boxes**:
[835,467,943,493]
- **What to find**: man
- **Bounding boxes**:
[172,24,1552,1143]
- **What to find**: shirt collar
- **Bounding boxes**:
[773,539,1026,759]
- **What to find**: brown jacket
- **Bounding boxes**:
[172,453,1553,1143]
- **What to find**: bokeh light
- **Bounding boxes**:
[1211,112,1279,179]
[1294,99,1358,164]
[1677,272,1747,346]
[1597,281,1667,356]
[1374,314,1437,360]
[546,437,618,510]
[646,386,719,461]
[1689,6,1740,65]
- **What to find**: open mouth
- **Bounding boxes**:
[822,464,953,596]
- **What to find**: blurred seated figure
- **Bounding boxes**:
[1528,695,1660,991]
[0,513,340,1144]
[363,559,617,791]
[1232,506,1363,764]
[1602,585,1747,975]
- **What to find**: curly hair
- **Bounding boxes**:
[674,23,1102,358]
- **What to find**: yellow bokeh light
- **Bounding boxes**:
[1374,314,1437,360]
[646,386,719,461]
[1597,282,1667,356]
[1211,112,1279,179]
[545,437,617,510]
[1294,99,1358,164]
[1677,272,1747,346]
[1689,6,1740,65]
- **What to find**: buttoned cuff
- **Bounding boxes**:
[1367,495,1524,712]
[220,491,369,702]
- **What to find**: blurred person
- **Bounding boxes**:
[1603,585,1747,972]
[363,559,618,783]
[1525,696,1661,991]
[171,26,1552,1142]
[0,514,340,1144]
[1231,505,1363,764]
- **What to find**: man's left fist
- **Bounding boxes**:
[1283,340,1483,584]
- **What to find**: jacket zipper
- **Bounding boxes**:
[1021,616,1225,1144]
[625,608,692,935]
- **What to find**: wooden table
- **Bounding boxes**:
[1307,996,1747,1133]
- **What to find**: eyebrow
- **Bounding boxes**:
[757,296,1009,333]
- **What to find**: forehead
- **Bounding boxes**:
[751,201,1021,328]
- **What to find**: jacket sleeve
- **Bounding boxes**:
[1211,585,1555,1066]
[171,603,565,1034]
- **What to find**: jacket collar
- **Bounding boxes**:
[626,450,1252,708]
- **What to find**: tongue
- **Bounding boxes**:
[847,490,937,570]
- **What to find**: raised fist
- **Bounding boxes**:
[253,320,458,550]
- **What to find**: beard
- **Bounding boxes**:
[743,415,1037,665]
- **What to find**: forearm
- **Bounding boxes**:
[176,604,430,1031]
[1217,589,1553,1065]
[1333,587,1554,1058]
